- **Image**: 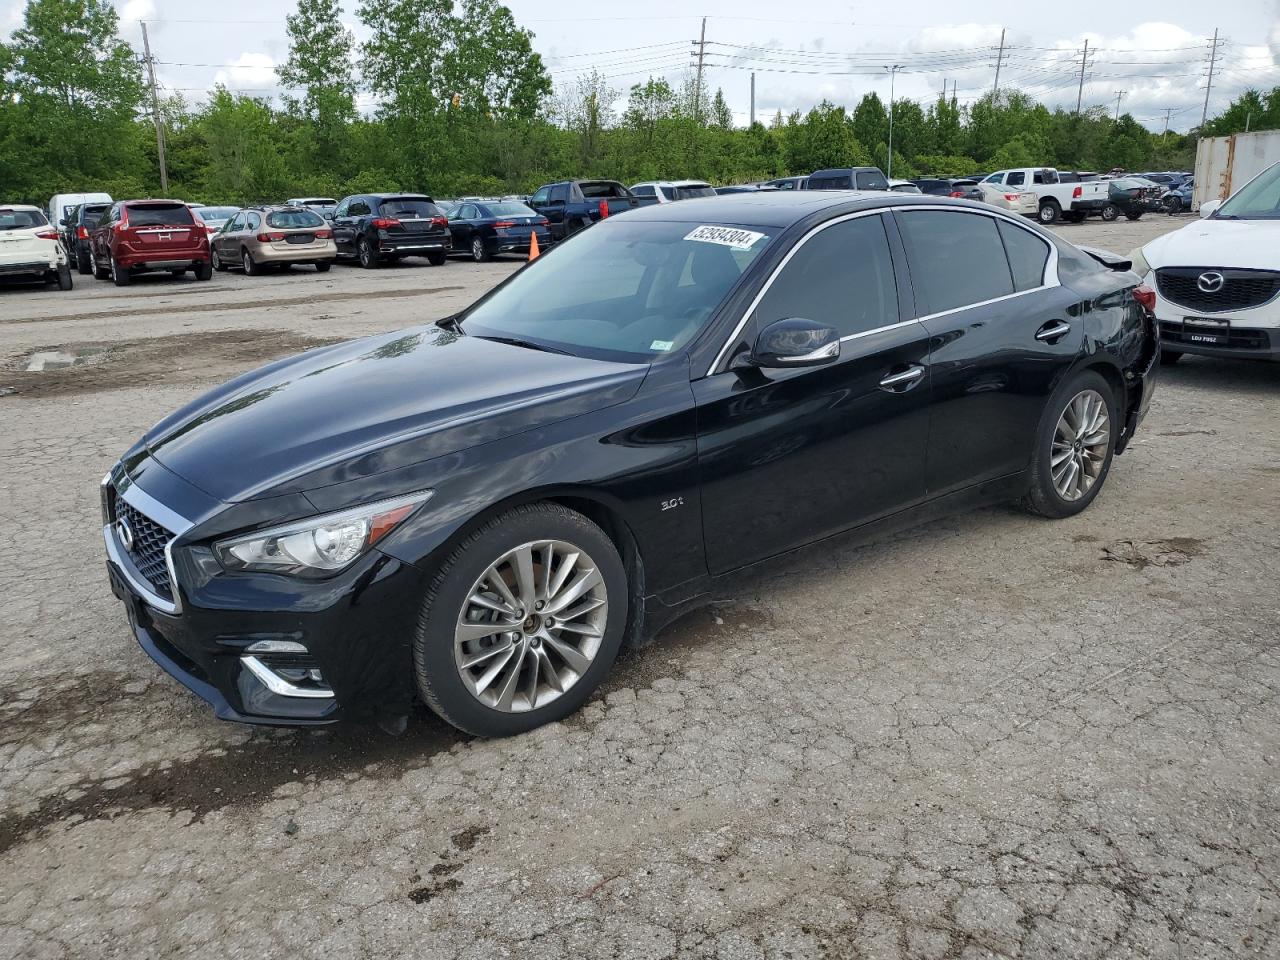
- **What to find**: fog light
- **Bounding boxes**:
[245,639,309,654]
[242,655,334,699]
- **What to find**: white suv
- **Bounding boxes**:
[630,180,716,203]
[0,204,73,290]
[1131,161,1280,364]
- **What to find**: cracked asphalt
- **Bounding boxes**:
[1,218,1277,959]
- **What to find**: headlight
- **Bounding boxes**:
[214,491,432,576]
[1127,246,1151,278]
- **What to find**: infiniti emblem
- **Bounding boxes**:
[1197,271,1225,293]
[116,518,135,552]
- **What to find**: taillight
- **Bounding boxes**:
[314,229,332,239]
[1073,185,1082,199]
[598,200,609,219]
[1133,285,1156,314]
[1004,193,1021,202]
[949,190,965,198]
[537,218,549,225]
[35,229,59,240]
[256,232,286,242]
[205,225,217,235]
[492,220,516,228]
[76,226,89,239]
[371,217,400,229]
[430,216,449,228]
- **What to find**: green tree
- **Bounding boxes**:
[710,88,734,130]
[278,0,357,167]
[195,88,290,202]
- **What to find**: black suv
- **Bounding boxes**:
[62,201,112,274]
[331,194,452,268]
[805,167,890,191]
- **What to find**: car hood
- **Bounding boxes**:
[144,325,647,502]
[1143,218,1280,270]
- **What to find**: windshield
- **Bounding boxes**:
[266,208,325,228]
[1216,162,1280,219]
[378,197,441,219]
[461,219,773,363]
[0,208,48,230]
[482,202,537,217]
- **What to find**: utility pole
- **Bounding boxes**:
[1075,38,1089,114]
[692,17,707,124]
[885,65,902,178]
[140,22,168,193]
[992,28,1006,104]
[1162,108,1173,135]
[1114,90,1125,122]
[1200,28,1219,128]
[750,72,755,127]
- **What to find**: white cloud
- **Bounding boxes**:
[213,53,278,92]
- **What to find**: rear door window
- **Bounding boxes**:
[997,220,1051,292]
[127,204,193,227]
[549,185,569,203]
[349,199,371,217]
[896,211,1015,315]
[855,170,889,190]
[753,214,898,338]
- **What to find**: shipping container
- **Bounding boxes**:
[1193,130,1280,210]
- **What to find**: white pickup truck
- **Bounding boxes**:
[978,168,1108,224]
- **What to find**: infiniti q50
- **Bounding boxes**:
[102,192,1158,736]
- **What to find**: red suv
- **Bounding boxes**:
[90,200,212,286]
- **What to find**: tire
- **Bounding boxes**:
[76,249,91,275]
[110,257,130,287]
[315,260,332,272]
[471,236,490,263]
[414,503,629,737]
[1165,197,1183,215]
[1100,203,1119,222]
[1019,370,1118,519]
[194,259,212,281]
[1037,200,1060,224]
[427,251,447,266]
[242,248,260,276]
[55,264,73,290]
[170,268,186,278]
[1160,350,1183,366]
[358,237,379,269]
[1125,212,1143,221]
[93,254,110,281]
[212,248,228,271]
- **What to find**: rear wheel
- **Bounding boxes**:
[471,236,490,263]
[1020,370,1117,519]
[1125,212,1143,221]
[1037,200,1060,224]
[1160,350,1183,366]
[428,251,447,266]
[1165,196,1183,215]
[358,237,379,269]
[414,503,628,737]
[1100,203,1119,222]
[242,247,260,276]
[93,254,110,281]
[315,260,332,272]
[76,249,92,275]
[110,257,130,287]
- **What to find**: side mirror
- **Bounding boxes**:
[324,213,334,221]
[1199,198,1222,218]
[741,317,840,369]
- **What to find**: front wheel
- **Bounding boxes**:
[55,264,73,290]
[93,254,110,281]
[193,259,212,281]
[1165,196,1183,215]
[414,503,629,737]
[1100,203,1119,222]
[1020,371,1117,519]
[1125,212,1143,221]
[1037,201,1060,224]
[212,248,228,271]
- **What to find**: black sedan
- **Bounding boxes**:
[101,193,1158,737]
[447,200,552,262]
[1102,178,1164,222]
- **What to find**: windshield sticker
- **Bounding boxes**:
[650,340,674,352]
[684,225,766,250]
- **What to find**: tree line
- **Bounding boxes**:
[0,0,1270,206]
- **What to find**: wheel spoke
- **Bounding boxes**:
[468,591,517,616]
[473,644,519,696]
[512,545,537,609]
[484,567,520,612]
[547,550,579,600]
[457,620,514,643]
[539,542,555,601]
[523,643,541,705]
[494,644,528,711]
[460,637,516,669]
[547,567,602,614]
[544,635,592,675]
[537,647,565,693]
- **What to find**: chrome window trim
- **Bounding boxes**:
[705,203,1059,377]
[102,470,194,615]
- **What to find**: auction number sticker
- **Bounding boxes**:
[684,225,766,249]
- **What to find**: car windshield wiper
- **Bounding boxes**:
[474,335,574,357]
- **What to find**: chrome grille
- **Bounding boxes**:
[1156,268,1280,314]
[112,491,175,601]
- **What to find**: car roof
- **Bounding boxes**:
[122,198,187,205]
[635,180,711,187]
[618,191,983,228]
[0,203,41,212]
[364,193,431,199]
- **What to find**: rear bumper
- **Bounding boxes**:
[116,251,210,270]
[0,260,57,277]
[254,239,338,262]
[377,235,452,254]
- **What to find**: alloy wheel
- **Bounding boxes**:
[1051,389,1110,501]
[472,237,484,262]
[454,539,609,713]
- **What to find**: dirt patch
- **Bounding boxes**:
[609,602,775,691]
[451,825,491,852]
[1101,537,1207,569]
[408,878,462,903]
[1,329,340,399]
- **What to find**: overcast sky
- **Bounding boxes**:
[3,0,1278,133]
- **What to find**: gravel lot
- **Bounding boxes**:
[1,216,1277,960]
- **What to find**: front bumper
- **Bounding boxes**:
[1159,320,1280,360]
[103,470,429,725]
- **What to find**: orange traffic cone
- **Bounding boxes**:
[528,231,540,261]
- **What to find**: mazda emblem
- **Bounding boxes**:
[116,518,135,552]
[1197,271,1225,293]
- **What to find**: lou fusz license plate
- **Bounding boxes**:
[1183,318,1229,345]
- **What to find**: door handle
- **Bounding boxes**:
[878,364,926,392]
[1035,320,1071,342]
